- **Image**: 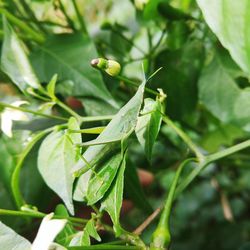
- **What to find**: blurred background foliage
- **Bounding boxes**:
[0,0,250,249]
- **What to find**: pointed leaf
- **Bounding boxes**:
[0,222,31,250]
[1,17,40,91]
[30,34,117,108]
[197,0,250,75]
[84,219,101,242]
[135,98,162,161]
[47,74,58,99]
[198,55,240,123]
[100,155,126,236]
[38,117,81,214]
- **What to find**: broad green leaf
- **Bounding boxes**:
[135,98,162,161]
[1,18,40,91]
[153,40,204,120]
[197,0,250,75]
[86,152,122,205]
[100,155,126,236]
[199,53,250,131]
[73,80,146,177]
[0,221,31,250]
[30,33,117,108]
[200,124,245,153]
[199,55,240,123]
[38,117,81,214]
[124,159,153,214]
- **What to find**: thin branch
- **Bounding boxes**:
[116,75,158,96]
[0,102,67,121]
[133,207,162,235]
[0,8,44,43]
[162,115,205,162]
[211,178,234,222]
[58,0,76,31]
[176,139,250,196]
[72,0,87,33]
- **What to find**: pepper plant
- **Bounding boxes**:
[1,0,250,250]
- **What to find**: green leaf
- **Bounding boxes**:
[47,74,58,99]
[200,124,245,153]
[197,0,250,75]
[199,53,250,131]
[84,218,101,242]
[86,152,122,205]
[100,154,126,236]
[158,2,193,21]
[73,80,146,177]
[30,33,117,108]
[135,98,162,161]
[198,55,240,123]
[143,0,165,21]
[81,231,90,246]
[38,117,81,214]
[1,17,40,91]
[153,40,204,120]
[0,221,31,250]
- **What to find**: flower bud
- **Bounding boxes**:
[91,58,108,70]
[105,60,121,76]
[91,58,121,76]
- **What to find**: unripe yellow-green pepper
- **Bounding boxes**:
[91,58,121,76]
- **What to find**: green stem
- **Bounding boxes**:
[0,8,44,43]
[150,159,194,249]
[176,139,250,196]
[116,75,158,96]
[0,209,88,224]
[72,0,87,33]
[150,27,167,56]
[162,115,204,162]
[69,126,105,134]
[111,27,146,55]
[19,0,47,33]
[58,0,76,31]
[55,98,82,121]
[0,102,67,121]
[11,128,55,208]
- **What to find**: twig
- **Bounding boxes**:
[211,178,234,222]
[162,115,205,162]
[116,75,158,96]
[133,207,162,235]
[58,0,76,31]
[72,0,87,33]
[0,102,67,121]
